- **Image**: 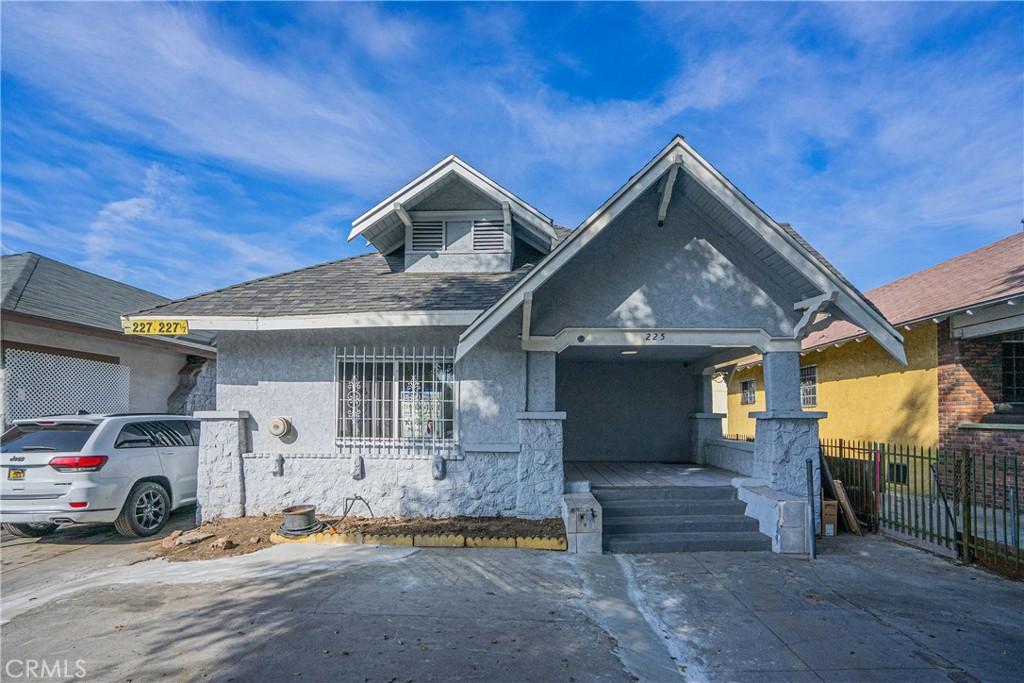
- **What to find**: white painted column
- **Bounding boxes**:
[194,410,250,522]
[526,351,556,411]
[762,350,801,412]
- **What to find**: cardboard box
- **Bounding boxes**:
[822,499,838,537]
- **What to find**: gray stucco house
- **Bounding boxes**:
[126,136,904,552]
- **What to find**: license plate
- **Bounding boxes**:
[125,319,189,335]
[7,469,25,480]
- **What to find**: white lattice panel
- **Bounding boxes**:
[4,348,130,420]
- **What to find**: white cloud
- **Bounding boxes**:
[2,3,428,193]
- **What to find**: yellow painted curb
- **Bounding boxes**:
[270,531,362,545]
[271,530,566,551]
[269,532,311,544]
[363,534,414,546]
[414,534,465,548]
[516,536,567,551]
[466,536,516,548]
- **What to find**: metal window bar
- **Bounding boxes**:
[336,346,456,451]
[799,365,817,408]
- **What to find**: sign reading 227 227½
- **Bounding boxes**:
[125,319,190,335]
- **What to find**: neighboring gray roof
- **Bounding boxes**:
[1,252,215,347]
[134,251,541,318]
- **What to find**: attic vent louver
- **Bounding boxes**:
[472,219,505,252]
[411,221,444,251]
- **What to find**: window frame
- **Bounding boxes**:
[740,379,756,406]
[335,346,458,449]
[1003,333,1024,404]
[800,365,818,408]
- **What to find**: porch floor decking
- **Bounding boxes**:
[564,462,736,488]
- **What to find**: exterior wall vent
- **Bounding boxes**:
[411,221,444,251]
[472,219,506,252]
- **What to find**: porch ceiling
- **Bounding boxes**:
[557,344,735,363]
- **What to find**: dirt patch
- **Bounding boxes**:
[151,515,565,562]
[150,515,280,562]
[334,515,564,539]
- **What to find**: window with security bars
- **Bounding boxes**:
[1004,333,1024,403]
[740,380,756,405]
[800,365,817,408]
[337,347,456,445]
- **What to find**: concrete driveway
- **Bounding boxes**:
[1,528,1020,682]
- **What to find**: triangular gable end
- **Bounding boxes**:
[456,135,906,365]
[349,155,556,255]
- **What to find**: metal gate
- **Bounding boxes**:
[3,347,130,421]
[821,439,1022,579]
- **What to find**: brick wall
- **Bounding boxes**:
[937,321,1022,455]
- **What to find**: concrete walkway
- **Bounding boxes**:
[1,530,1020,682]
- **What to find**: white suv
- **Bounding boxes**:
[0,414,200,538]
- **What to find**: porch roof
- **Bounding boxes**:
[456,135,906,364]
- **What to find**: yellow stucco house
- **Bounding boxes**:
[725,233,1024,456]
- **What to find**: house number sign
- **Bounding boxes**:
[643,332,667,342]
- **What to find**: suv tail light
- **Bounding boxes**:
[49,455,108,472]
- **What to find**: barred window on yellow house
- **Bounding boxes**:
[741,379,756,405]
[800,365,817,408]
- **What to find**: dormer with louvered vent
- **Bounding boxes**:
[404,209,513,272]
[349,155,557,274]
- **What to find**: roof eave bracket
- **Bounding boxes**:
[656,155,682,227]
[793,290,838,339]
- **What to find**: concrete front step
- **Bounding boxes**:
[598,499,749,518]
[591,485,737,502]
[604,531,772,553]
[603,514,760,535]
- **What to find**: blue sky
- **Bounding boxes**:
[2,2,1021,299]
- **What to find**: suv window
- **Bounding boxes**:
[160,420,195,447]
[115,421,195,449]
[115,423,160,449]
[1,423,97,453]
[187,421,201,446]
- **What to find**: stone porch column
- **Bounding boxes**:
[514,352,564,519]
[752,351,825,531]
[194,410,250,522]
[515,413,566,519]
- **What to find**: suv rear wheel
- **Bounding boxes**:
[2,522,59,538]
[114,481,170,538]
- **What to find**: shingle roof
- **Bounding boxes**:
[804,233,1024,349]
[1,252,215,347]
[133,251,540,318]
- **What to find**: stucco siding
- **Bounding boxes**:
[238,452,521,519]
[205,324,563,519]
[215,327,465,454]
[557,359,696,462]
[2,319,190,415]
[529,188,801,338]
[727,324,939,446]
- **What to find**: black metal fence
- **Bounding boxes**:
[821,439,1022,579]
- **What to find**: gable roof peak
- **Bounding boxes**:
[349,153,555,255]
